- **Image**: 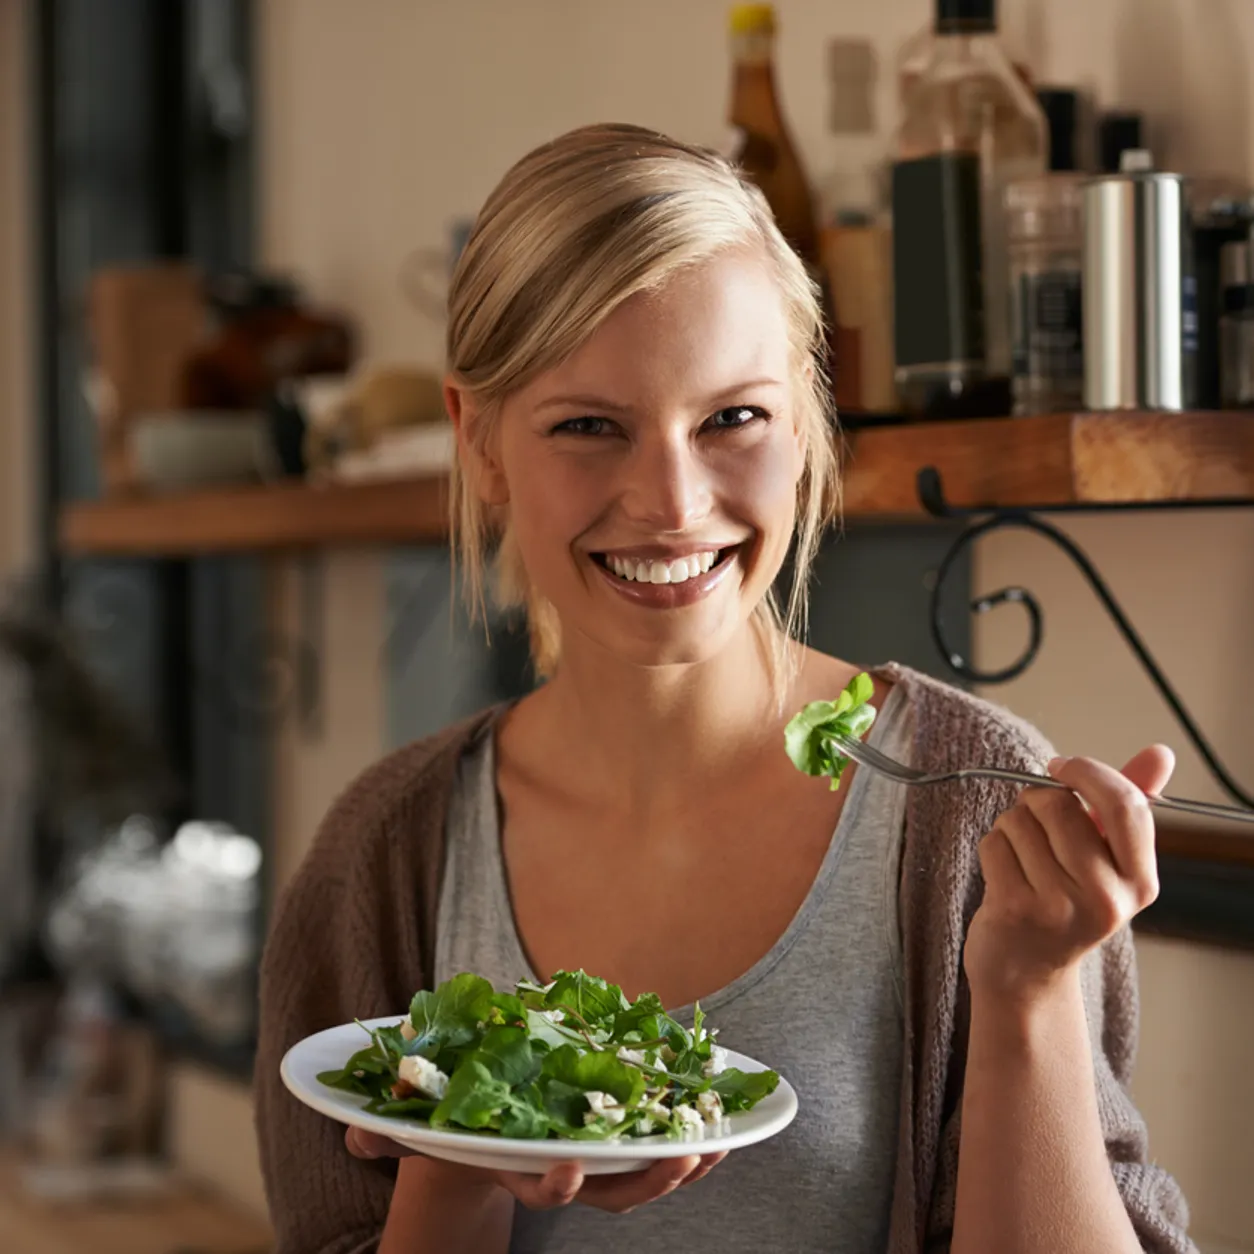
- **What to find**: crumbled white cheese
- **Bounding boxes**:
[583,1090,627,1126]
[616,1046,648,1068]
[397,1054,449,1100]
[636,1099,670,1135]
[702,1044,729,1078]
[659,1043,678,1064]
[539,1009,564,1024]
[695,1090,725,1125]
[671,1104,705,1139]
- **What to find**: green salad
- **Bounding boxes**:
[318,969,779,1142]
[783,671,877,791]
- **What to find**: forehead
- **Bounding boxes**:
[534,249,792,402]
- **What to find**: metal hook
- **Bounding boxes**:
[918,465,1254,810]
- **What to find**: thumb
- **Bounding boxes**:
[1120,744,1175,798]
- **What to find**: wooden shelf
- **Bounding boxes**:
[58,411,1254,557]
[1157,819,1254,869]
[839,410,1254,516]
[60,474,449,556]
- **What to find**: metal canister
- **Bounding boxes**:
[1081,155,1196,410]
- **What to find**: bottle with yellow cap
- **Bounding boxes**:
[726,3,821,275]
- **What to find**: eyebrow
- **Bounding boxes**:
[535,378,786,413]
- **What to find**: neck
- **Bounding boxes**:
[528,622,789,814]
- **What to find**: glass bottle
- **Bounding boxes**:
[817,38,896,414]
[891,0,1047,418]
[727,4,821,271]
[1006,173,1085,414]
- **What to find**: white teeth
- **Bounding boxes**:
[603,550,723,584]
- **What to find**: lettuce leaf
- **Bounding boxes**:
[784,670,877,791]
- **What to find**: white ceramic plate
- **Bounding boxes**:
[281,1016,798,1175]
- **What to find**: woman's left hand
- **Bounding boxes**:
[964,745,1174,1005]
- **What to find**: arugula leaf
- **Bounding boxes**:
[664,1049,712,1091]
[544,970,629,1030]
[474,1025,542,1088]
[430,1060,511,1130]
[499,1085,550,1139]
[367,1095,439,1118]
[316,1044,393,1096]
[710,1067,779,1112]
[537,1076,588,1134]
[611,995,690,1053]
[408,973,495,1059]
[541,1045,647,1107]
[488,992,528,1026]
[783,670,878,791]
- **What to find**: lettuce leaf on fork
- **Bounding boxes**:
[783,671,877,791]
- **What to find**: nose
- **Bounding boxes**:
[619,429,712,533]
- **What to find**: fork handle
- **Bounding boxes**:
[954,768,1254,827]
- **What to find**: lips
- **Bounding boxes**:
[588,545,742,607]
[601,550,721,585]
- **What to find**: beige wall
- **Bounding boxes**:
[248,2,1254,1251]
[0,0,34,578]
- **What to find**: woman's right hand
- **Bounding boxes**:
[346,1127,725,1214]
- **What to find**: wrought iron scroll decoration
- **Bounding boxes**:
[917,465,1254,811]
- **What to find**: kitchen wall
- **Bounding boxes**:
[0,0,34,579]
[244,2,1254,1251]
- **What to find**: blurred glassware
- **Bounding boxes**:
[45,815,263,1047]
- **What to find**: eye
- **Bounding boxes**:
[551,416,614,437]
[705,405,768,431]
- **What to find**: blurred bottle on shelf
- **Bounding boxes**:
[727,4,820,267]
[1004,83,1089,415]
[1036,86,1086,172]
[1192,179,1254,409]
[891,0,1047,418]
[817,38,897,415]
[1006,172,1085,414]
[726,3,837,379]
[1097,111,1143,174]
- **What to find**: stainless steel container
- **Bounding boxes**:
[1082,161,1196,410]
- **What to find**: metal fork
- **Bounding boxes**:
[830,733,1254,826]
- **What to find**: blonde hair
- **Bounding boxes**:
[446,123,839,693]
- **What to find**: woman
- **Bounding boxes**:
[255,124,1195,1254]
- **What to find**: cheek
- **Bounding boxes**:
[501,451,604,573]
[722,429,804,526]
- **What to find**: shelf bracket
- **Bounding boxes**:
[917,465,1254,810]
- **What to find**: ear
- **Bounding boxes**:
[444,377,509,506]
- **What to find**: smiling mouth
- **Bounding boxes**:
[590,547,737,586]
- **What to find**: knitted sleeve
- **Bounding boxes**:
[252,731,460,1254]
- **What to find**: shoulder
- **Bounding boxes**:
[265,705,501,967]
[299,707,498,879]
[257,706,503,1039]
[873,661,1057,773]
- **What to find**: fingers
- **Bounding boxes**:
[1118,743,1176,798]
[345,1127,419,1159]
[497,1162,585,1210]
[499,1154,706,1214]
[682,1151,727,1187]
[1016,780,1121,896]
[992,803,1075,894]
[1047,755,1160,902]
[573,1155,703,1213]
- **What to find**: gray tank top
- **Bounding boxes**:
[435,685,913,1254]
